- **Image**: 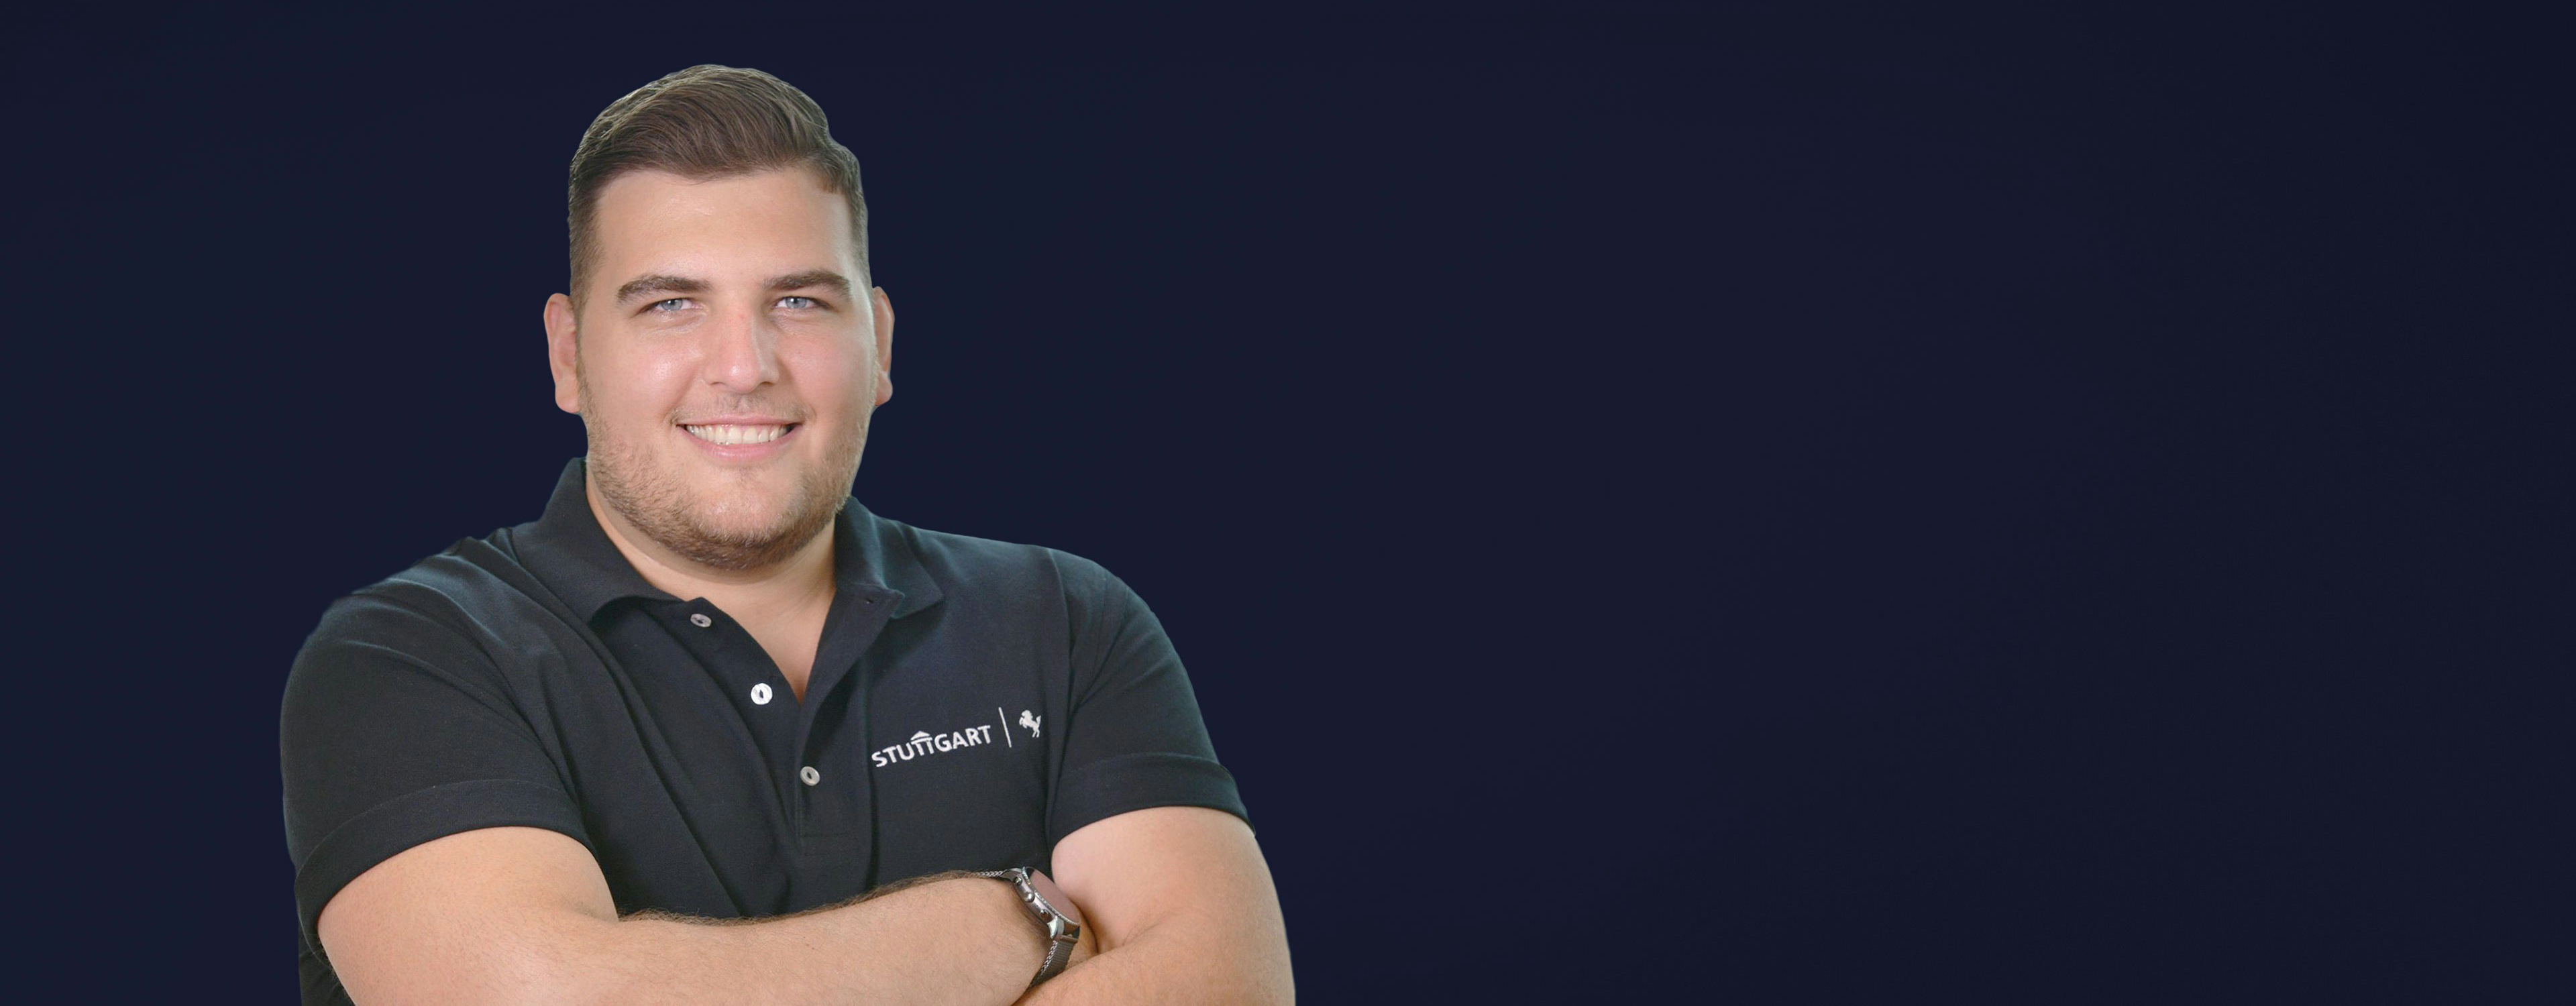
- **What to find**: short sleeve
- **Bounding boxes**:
[1046,555,1248,842]
[279,592,591,954]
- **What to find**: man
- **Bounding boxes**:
[280,65,1292,1005]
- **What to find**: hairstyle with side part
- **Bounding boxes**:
[567,64,869,306]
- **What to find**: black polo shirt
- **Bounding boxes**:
[280,459,1246,1003]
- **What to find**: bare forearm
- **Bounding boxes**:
[1016,911,1293,1006]
[518,878,1044,1006]
[1020,807,1294,1006]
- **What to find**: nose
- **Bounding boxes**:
[703,300,780,394]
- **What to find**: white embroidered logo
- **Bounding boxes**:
[1020,710,1042,738]
[870,724,1000,768]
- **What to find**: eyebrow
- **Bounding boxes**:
[767,270,853,298]
[613,270,852,306]
[614,274,707,305]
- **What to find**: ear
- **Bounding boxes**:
[870,286,896,407]
[545,293,582,414]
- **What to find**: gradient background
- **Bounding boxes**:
[10,6,2566,1001]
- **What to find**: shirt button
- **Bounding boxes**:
[750,683,773,705]
[689,613,713,628]
[800,766,821,786]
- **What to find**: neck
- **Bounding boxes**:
[582,473,839,622]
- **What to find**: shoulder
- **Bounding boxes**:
[876,514,1140,608]
[289,533,574,691]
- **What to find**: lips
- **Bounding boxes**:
[682,423,795,445]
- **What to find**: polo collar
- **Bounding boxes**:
[510,458,944,624]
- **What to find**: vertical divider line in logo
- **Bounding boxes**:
[996,706,1014,748]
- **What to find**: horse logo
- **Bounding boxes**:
[1018,710,1042,738]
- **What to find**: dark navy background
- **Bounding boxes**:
[10,6,2566,1001]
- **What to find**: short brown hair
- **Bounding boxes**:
[567,64,869,305]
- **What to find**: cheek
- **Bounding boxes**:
[586,349,697,426]
[783,341,874,412]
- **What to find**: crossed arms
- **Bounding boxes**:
[317,805,1293,1005]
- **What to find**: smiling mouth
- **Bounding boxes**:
[682,423,796,445]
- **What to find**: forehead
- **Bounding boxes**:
[589,168,857,276]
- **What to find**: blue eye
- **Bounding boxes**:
[780,296,818,310]
[648,298,692,313]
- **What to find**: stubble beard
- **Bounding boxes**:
[580,378,867,573]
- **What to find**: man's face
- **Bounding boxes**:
[544,168,892,571]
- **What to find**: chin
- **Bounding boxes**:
[685,480,811,533]
[685,460,810,511]
[665,502,833,571]
[690,502,799,544]
[591,457,843,573]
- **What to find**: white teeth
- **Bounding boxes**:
[684,424,788,445]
